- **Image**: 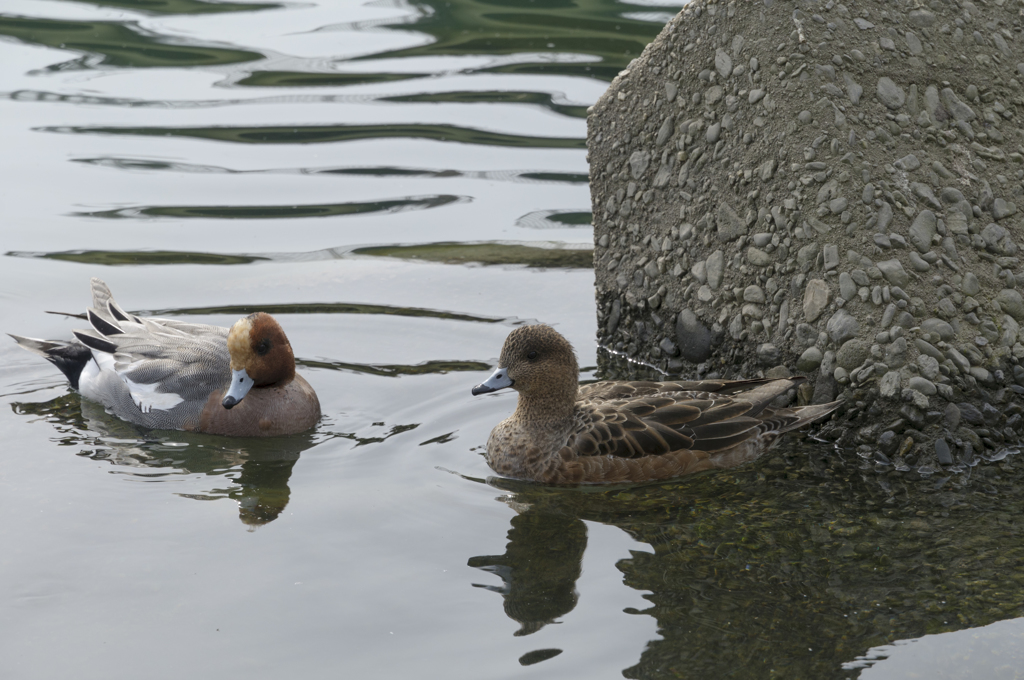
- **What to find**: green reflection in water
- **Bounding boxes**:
[546,211,591,226]
[48,123,584,149]
[353,242,593,269]
[300,358,493,378]
[471,439,1024,678]
[0,15,262,69]
[236,71,429,87]
[67,0,279,15]
[66,157,587,185]
[518,172,588,184]
[381,91,589,119]
[10,393,316,529]
[19,250,269,266]
[77,195,462,219]
[147,302,505,325]
[355,0,681,82]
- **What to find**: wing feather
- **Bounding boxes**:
[566,377,833,473]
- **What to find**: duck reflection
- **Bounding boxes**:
[468,507,586,636]
[12,392,317,529]
[467,440,1024,678]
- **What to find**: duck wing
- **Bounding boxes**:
[578,377,778,402]
[571,378,813,459]
[73,307,230,415]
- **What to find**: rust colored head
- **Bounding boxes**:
[223,313,296,409]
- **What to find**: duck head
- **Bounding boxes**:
[472,325,579,402]
[223,312,296,409]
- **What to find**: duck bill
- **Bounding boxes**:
[222,368,255,409]
[472,367,514,395]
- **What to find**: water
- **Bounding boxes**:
[2,1,1023,678]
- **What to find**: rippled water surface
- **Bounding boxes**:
[3,1,1024,678]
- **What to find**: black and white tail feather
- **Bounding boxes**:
[10,278,229,428]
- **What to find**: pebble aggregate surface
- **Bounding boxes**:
[588,0,1024,468]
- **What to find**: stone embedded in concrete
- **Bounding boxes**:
[876,77,906,110]
[908,376,937,396]
[940,88,976,122]
[716,202,746,241]
[797,346,823,372]
[629,150,650,179]
[838,272,856,301]
[997,289,1024,322]
[993,198,1017,221]
[908,8,935,27]
[706,250,724,289]
[877,202,893,231]
[920,318,955,342]
[715,48,732,78]
[747,247,772,266]
[803,279,830,323]
[675,309,714,363]
[835,339,868,371]
[879,371,901,398]
[876,259,909,288]
[826,310,860,345]
[757,343,780,366]
[908,210,937,253]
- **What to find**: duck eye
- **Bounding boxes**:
[255,338,272,356]
[527,351,538,360]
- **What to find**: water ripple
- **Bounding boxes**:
[70,0,282,15]
[145,302,508,324]
[343,0,682,81]
[9,88,590,119]
[0,14,263,70]
[350,241,593,268]
[41,123,584,148]
[514,210,592,229]
[8,240,593,269]
[71,156,588,184]
[73,195,467,219]
[299,358,493,377]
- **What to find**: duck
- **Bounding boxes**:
[10,278,320,436]
[471,324,842,484]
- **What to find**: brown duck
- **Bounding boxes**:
[471,325,842,484]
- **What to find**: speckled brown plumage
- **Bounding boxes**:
[473,325,842,484]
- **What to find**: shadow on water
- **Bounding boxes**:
[468,438,1024,677]
[11,392,319,529]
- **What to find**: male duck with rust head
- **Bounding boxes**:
[12,278,320,437]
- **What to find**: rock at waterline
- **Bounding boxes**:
[589,0,1024,466]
